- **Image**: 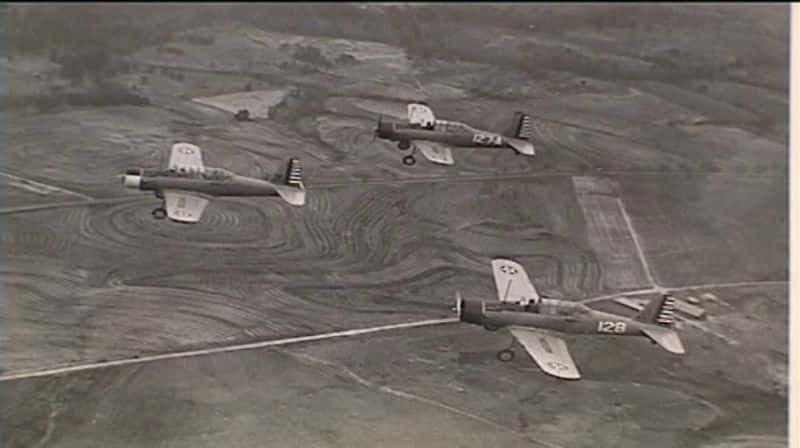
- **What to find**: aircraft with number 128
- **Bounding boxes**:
[452,258,685,380]
[121,143,306,223]
[373,102,536,166]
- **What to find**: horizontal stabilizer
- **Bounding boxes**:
[275,185,306,206]
[641,326,685,355]
[505,136,535,156]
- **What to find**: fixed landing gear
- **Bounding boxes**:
[400,141,417,166]
[496,335,516,362]
[152,206,167,219]
[497,349,515,362]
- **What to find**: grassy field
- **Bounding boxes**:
[0,3,788,447]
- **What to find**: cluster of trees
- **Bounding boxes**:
[4,4,223,87]
[3,4,784,102]
[2,82,150,112]
[222,4,782,88]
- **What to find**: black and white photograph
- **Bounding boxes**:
[0,3,792,447]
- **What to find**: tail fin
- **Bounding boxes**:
[636,294,684,354]
[635,294,677,327]
[505,112,534,141]
[283,158,304,188]
[274,158,306,206]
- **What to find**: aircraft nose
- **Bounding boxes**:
[121,174,142,189]
[375,117,393,139]
[450,293,464,319]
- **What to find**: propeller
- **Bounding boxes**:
[256,164,269,181]
[353,113,382,146]
[450,291,463,318]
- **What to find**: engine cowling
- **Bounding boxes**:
[122,174,142,189]
[460,299,487,325]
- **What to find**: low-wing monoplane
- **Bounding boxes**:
[453,258,685,380]
[121,142,306,223]
[373,103,536,166]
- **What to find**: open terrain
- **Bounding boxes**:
[0,4,789,447]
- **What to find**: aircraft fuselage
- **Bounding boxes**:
[122,169,280,198]
[378,121,509,148]
[460,298,654,337]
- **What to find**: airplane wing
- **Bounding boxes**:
[509,327,581,380]
[163,190,210,223]
[414,141,455,165]
[168,143,205,173]
[407,103,435,127]
[491,258,540,305]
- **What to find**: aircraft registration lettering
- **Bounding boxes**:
[597,321,627,334]
[472,132,502,146]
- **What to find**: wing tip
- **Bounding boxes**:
[491,257,523,268]
[545,369,582,380]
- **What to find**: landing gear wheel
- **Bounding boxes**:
[152,207,167,219]
[497,349,515,362]
[398,141,411,150]
[402,155,416,166]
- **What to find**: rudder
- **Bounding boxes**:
[635,294,676,326]
[283,158,303,188]
[505,112,534,141]
[274,158,306,206]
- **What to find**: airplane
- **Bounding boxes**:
[120,142,306,223]
[373,102,536,166]
[452,258,685,380]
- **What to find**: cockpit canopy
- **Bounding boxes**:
[401,118,476,135]
[163,167,233,180]
[540,299,590,316]
[201,167,233,180]
[432,119,476,134]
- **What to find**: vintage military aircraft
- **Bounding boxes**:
[453,258,685,380]
[373,102,536,166]
[120,142,306,223]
